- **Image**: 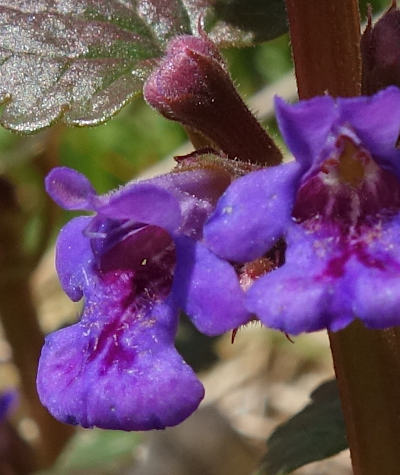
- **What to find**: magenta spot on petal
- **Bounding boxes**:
[87,317,135,374]
[321,241,399,280]
[81,233,176,373]
[324,253,348,278]
[294,134,400,234]
[355,245,386,271]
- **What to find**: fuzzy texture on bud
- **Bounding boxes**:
[144,35,282,165]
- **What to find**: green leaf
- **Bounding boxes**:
[36,429,141,475]
[0,1,191,132]
[206,0,288,47]
[0,0,287,133]
[259,380,348,475]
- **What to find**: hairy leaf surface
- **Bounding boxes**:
[0,0,286,132]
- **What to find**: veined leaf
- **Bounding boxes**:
[259,380,348,475]
[0,1,190,132]
[0,0,287,133]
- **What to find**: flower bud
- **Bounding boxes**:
[361,2,400,94]
[144,35,282,166]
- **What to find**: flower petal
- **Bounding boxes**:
[98,184,181,234]
[0,391,16,422]
[37,298,204,430]
[204,163,301,263]
[246,224,354,334]
[338,87,400,177]
[148,167,232,239]
[173,237,250,335]
[55,216,94,301]
[148,166,231,204]
[275,95,337,170]
[348,216,400,329]
[45,167,97,210]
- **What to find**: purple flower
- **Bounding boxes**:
[204,87,400,334]
[0,391,16,423]
[37,159,250,430]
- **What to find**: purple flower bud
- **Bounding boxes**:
[144,35,282,166]
[361,2,400,94]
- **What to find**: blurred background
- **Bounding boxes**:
[0,1,388,473]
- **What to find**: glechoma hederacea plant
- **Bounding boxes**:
[39,31,400,430]
[2,0,400,472]
[38,153,253,430]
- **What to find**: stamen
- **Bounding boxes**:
[231,328,238,344]
[284,332,295,344]
[337,137,366,186]
[239,257,275,291]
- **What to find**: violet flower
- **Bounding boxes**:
[204,87,400,334]
[0,391,15,423]
[37,159,250,430]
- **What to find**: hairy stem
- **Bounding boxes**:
[285,0,361,98]
[329,322,400,474]
[286,1,400,474]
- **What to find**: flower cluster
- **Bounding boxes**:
[38,31,400,432]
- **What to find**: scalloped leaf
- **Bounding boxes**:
[259,380,348,475]
[0,0,287,133]
[0,1,191,132]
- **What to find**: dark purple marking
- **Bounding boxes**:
[321,240,398,281]
[323,252,349,279]
[83,236,176,373]
[85,309,135,369]
[294,134,400,235]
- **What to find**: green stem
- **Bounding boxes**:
[285,1,400,474]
